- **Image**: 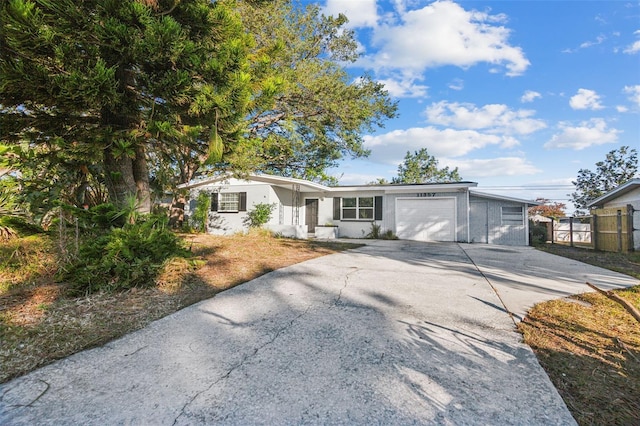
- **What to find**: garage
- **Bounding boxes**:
[395,198,456,242]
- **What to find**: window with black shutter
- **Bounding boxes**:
[214,192,247,212]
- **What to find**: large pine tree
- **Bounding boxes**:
[1,0,251,212]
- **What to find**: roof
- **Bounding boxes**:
[179,174,539,205]
[177,173,332,193]
[470,189,542,205]
[330,181,478,193]
[586,178,640,208]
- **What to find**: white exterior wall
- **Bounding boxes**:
[324,190,385,238]
[187,180,292,235]
[470,196,528,246]
[324,190,469,241]
[602,187,640,209]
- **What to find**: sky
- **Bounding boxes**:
[308,0,640,212]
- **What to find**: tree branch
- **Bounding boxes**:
[586,282,640,324]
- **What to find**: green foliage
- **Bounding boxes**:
[365,222,398,240]
[63,216,190,295]
[243,202,276,228]
[571,146,638,214]
[529,222,548,246]
[0,216,43,237]
[191,192,211,233]
[393,149,462,184]
[1,0,253,210]
[220,0,397,182]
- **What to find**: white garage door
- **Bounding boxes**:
[396,198,456,242]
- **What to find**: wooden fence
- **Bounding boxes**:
[552,205,635,252]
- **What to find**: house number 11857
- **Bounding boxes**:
[417,193,437,197]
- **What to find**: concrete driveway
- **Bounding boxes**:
[1,241,636,425]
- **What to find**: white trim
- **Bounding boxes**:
[470,189,541,205]
[586,178,640,208]
[178,173,331,193]
[466,189,470,243]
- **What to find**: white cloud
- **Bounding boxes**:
[623,85,640,107]
[563,34,606,54]
[579,35,606,49]
[378,77,428,98]
[544,118,621,150]
[361,1,530,77]
[617,105,629,113]
[363,126,516,164]
[445,157,541,178]
[448,78,464,91]
[424,101,547,135]
[623,30,640,54]
[569,88,604,110]
[520,90,541,103]
[324,0,378,28]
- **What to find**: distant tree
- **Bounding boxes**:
[392,149,461,184]
[570,146,638,214]
[367,178,390,185]
[528,198,566,219]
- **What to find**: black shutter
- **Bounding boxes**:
[239,192,247,211]
[211,193,218,212]
[333,197,341,220]
[374,196,383,220]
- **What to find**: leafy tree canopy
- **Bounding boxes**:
[392,149,462,184]
[528,198,566,219]
[218,0,398,184]
[1,0,252,213]
[570,146,638,214]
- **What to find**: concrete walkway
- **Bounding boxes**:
[0,241,636,425]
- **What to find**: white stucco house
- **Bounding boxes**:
[179,174,539,246]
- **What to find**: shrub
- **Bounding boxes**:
[365,222,397,240]
[529,221,548,246]
[62,215,191,294]
[191,192,210,233]
[243,203,276,228]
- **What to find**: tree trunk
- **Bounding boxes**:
[104,145,137,208]
[133,144,152,214]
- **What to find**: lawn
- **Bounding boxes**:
[0,232,360,383]
[520,244,640,425]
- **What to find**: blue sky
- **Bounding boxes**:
[310,0,639,212]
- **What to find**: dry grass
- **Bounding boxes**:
[521,245,640,425]
[0,231,360,383]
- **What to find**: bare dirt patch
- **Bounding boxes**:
[0,232,360,383]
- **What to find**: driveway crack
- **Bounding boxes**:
[172,304,312,425]
[333,267,359,307]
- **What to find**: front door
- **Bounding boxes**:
[305,199,319,233]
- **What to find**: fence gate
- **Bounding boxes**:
[591,206,633,252]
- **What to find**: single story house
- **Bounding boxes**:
[179,174,539,246]
[587,178,640,250]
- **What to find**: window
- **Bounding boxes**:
[341,197,375,220]
[501,206,523,225]
[211,192,246,212]
[220,193,239,212]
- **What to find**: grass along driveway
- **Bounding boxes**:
[0,232,360,383]
[520,244,639,425]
